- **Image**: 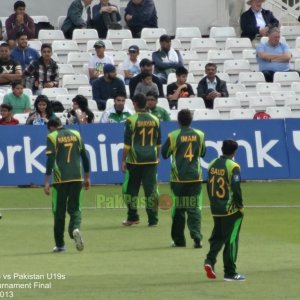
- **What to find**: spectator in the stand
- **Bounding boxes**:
[26,95,56,125]
[66,95,94,124]
[125,0,158,38]
[23,43,59,95]
[92,63,126,110]
[0,43,22,90]
[88,40,114,83]
[146,91,170,122]
[92,0,122,38]
[0,103,19,125]
[10,32,40,71]
[129,58,164,98]
[100,91,133,123]
[152,34,184,84]
[197,63,229,109]
[167,66,195,109]
[240,0,279,44]
[121,45,141,85]
[3,80,31,114]
[256,27,291,82]
[5,1,35,49]
[134,72,159,96]
[62,0,93,39]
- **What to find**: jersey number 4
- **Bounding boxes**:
[184,142,194,162]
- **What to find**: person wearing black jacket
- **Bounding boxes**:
[197,63,229,109]
[240,0,279,41]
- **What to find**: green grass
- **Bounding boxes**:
[0,182,300,300]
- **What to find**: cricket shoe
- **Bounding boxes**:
[194,240,203,248]
[224,274,246,281]
[204,264,216,279]
[122,220,140,226]
[53,246,66,253]
[73,229,84,251]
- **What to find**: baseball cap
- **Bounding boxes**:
[140,58,154,67]
[128,45,139,52]
[103,63,116,73]
[94,40,106,48]
[159,34,171,42]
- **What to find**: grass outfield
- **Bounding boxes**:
[0,181,300,300]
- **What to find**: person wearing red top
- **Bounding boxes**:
[0,103,20,125]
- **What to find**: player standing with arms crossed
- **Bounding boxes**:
[204,140,245,281]
[121,93,161,227]
[161,109,206,248]
[44,119,91,252]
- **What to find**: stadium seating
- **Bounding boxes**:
[14,113,29,124]
[266,106,292,119]
[225,38,252,59]
[256,82,281,95]
[226,83,246,97]
[121,38,149,51]
[67,52,92,74]
[193,108,221,120]
[213,97,241,119]
[72,29,99,51]
[38,30,65,43]
[42,87,69,101]
[177,97,205,110]
[175,27,202,49]
[86,40,115,54]
[77,86,93,100]
[141,28,167,50]
[238,72,265,90]
[270,91,296,106]
[93,111,103,123]
[249,96,276,111]
[107,29,133,50]
[190,38,218,60]
[52,40,80,63]
[236,91,260,108]
[157,98,170,112]
[229,108,256,120]
[273,71,300,89]
[207,50,234,71]
[209,26,236,49]
[62,75,90,94]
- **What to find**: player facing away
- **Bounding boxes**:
[204,140,245,281]
[44,119,91,252]
[161,109,206,248]
[121,93,161,227]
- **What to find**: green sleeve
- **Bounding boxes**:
[79,138,90,173]
[124,119,132,147]
[161,136,171,159]
[157,122,162,146]
[231,167,243,209]
[164,110,171,121]
[45,154,55,175]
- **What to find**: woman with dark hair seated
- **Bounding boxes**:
[26,95,56,125]
[66,95,94,124]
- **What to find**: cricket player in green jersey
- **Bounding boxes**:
[161,109,206,248]
[146,91,171,122]
[204,140,245,281]
[121,93,161,227]
[44,119,91,253]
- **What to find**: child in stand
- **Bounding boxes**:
[0,103,19,125]
[134,72,159,96]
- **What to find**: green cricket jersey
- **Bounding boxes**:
[207,156,244,217]
[100,106,133,123]
[45,127,89,184]
[161,127,206,182]
[148,106,171,121]
[124,112,161,164]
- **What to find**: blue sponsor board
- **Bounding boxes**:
[0,119,298,186]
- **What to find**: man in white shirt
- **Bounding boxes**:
[88,40,114,83]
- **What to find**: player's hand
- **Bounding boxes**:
[44,183,50,195]
[121,161,127,173]
[84,175,91,190]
